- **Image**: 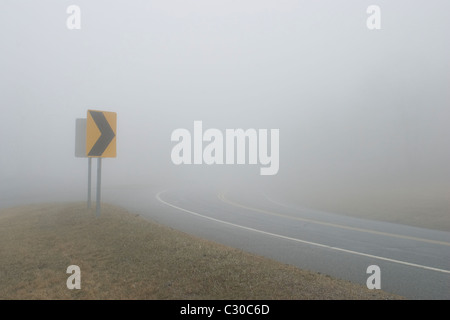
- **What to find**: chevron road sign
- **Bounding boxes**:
[86,110,116,158]
[77,109,117,217]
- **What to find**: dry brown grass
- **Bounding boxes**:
[0,203,403,300]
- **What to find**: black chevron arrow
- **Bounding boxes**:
[88,111,115,156]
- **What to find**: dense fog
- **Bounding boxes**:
[1,1,449,222]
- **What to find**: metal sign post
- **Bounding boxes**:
[75,110,116,217]
[75,118,92,209]
[86,109,116,216]
[96,158,102,217]
[87,157,92,209]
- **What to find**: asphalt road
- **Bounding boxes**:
[102,185,450,300]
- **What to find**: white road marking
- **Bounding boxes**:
[218,192,450,247]
[156,190,450,274]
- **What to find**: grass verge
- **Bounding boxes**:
[0,202,402,299]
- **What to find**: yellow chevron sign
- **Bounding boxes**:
[86,110,116,158]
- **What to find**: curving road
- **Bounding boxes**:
[104,186,450,300]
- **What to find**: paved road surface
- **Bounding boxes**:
[103,185,450,300]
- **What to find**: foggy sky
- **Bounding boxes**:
[1,1,449,216]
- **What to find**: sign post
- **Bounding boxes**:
[96,158,102,216]
[87,157,92,209]
[75,119,92,209]
[86,110,117,216]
